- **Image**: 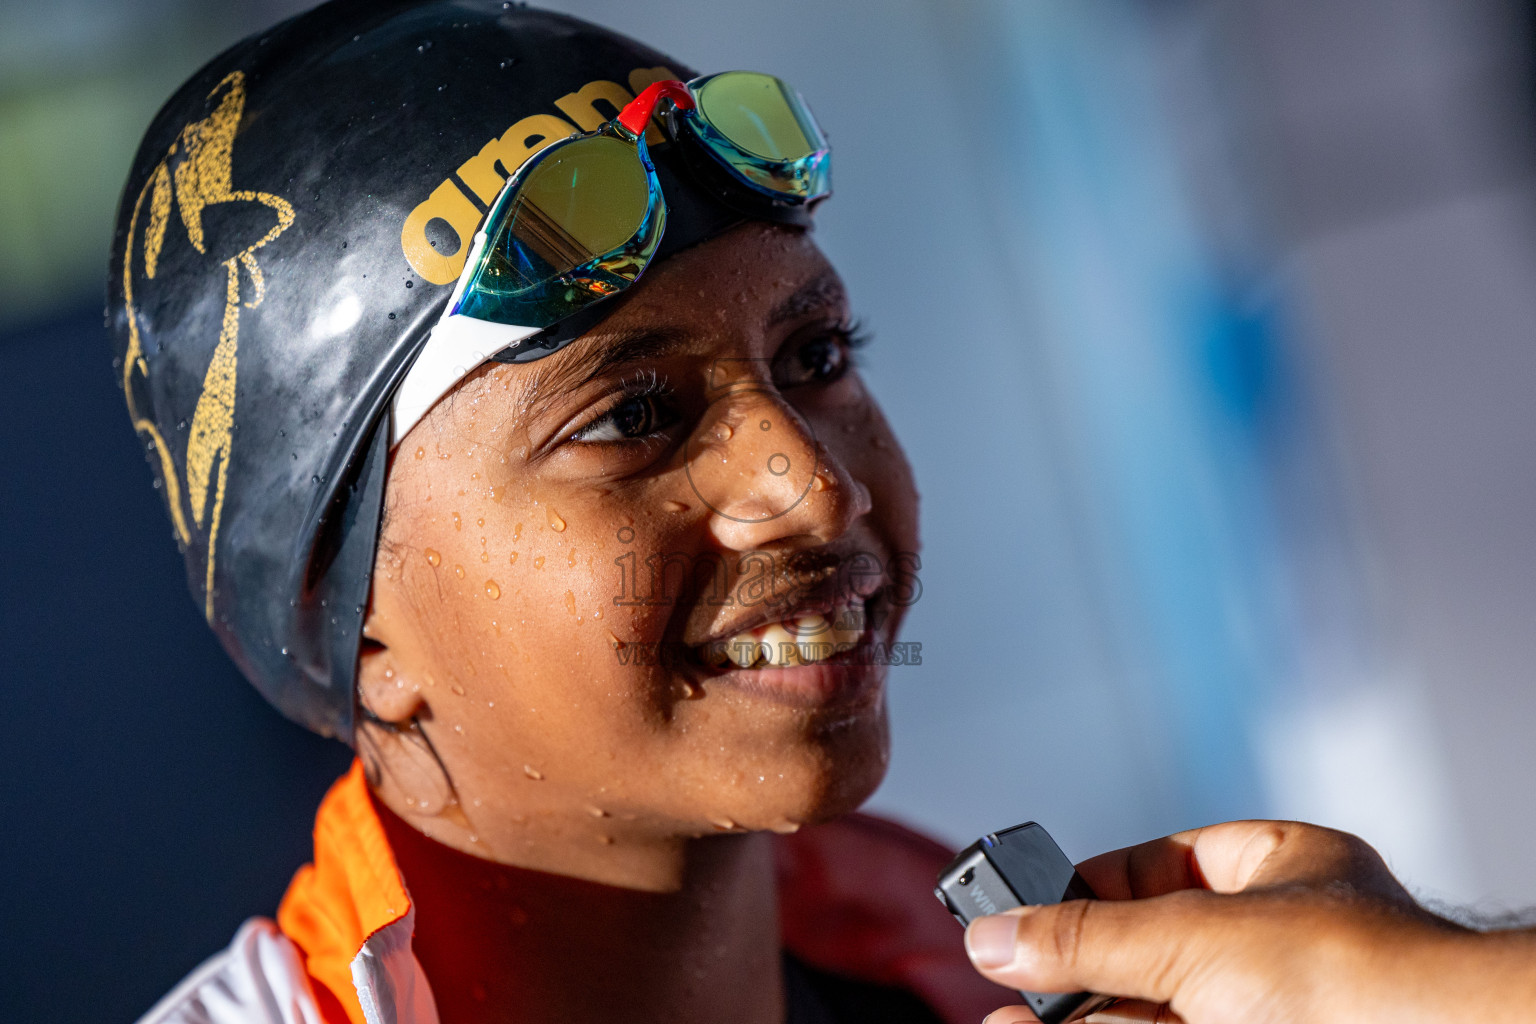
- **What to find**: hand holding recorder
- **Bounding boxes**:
[949,819,1536,1024]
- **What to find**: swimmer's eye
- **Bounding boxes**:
[570,375,681,444]
[774,320,869,389]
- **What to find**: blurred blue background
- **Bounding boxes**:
[5,0,1536,1020]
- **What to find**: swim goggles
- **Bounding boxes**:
[391,71,831,444]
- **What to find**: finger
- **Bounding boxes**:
[1188,821,1399,897]
[1186,821,1295,893]
[1075,832,1203,900]
[1087,999,1186,1023]
[965,895,1218,1003]
[1077,820,1361,898]
[983,999,1186,1024]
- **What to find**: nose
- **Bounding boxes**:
[687,386,871,553]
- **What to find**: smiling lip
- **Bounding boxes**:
[679,587,895,708]
[690,587,868,650]
[683,634,888,709]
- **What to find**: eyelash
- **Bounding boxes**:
[566,321,872,446]
[569,370,678,445]
[843,318,873,351]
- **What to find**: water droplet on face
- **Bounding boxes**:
[414,446,425,460]
[476,517,485,527]
[587,805,609,818]
[567,549,577,567]
[564,591,576,615]
[509,551,519,565]
[453,512,462,531]
[547,507,566,531]
[714,421,734,442]
[662,500,688,513]
[451,683,466,695]
[710,818,738,831]
[485,579,501,600]
[593,608,602,619]
[480,551,489,562]
[811,474,827,492]
[598,834,614,845]
[522,764,544,780]
[454,564,465,579]
[533,555,545,569]
[425,549,441,567]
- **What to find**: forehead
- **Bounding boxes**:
[452,225,846,411]
[611,221,841,322]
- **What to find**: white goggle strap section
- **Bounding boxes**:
[389,228,542,447]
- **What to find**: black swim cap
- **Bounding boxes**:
[108,0,779,740]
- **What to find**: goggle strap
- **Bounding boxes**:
[618,80,695,136]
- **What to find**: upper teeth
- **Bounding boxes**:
[706,605,866,669]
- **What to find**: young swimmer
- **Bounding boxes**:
[112,3,1001,1022]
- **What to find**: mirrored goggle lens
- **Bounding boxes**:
[457,134,652,327]
[695,71,825,162]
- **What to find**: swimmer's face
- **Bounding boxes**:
[358,223,919,886]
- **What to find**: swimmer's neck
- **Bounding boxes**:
[375,796,785,1024]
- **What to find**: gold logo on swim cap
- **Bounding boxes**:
[121,70,295,619]
[401,66,676,284]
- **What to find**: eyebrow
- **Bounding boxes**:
[513,271,848,418]
[510,327,690,419]
[768,270,846,327]
[573,327,693,389]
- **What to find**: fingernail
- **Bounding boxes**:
[965,914,1020,969]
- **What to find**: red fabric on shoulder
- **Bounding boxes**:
[775,812,1015,1024]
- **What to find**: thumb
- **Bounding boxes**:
[965,893,1220,1006]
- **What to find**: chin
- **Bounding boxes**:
[746,701,892,831]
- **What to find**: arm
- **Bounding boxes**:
[962,820,1536,1024]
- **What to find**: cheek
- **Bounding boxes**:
[821,384,919,545]
[865,406,919,539]
[390,476,688,732]
[404,500,614,673]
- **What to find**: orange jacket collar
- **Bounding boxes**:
[276,760,408,1024]
[274,759,1003,1024]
